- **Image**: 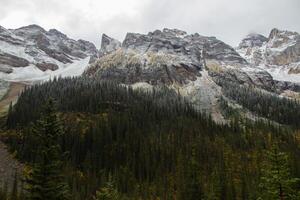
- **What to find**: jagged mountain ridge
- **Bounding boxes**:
[0,24,98,81]
[85,28,300,122]
[0,25,299,122]
[237,28,300,83]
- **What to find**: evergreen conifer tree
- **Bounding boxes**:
[24,99,70,200]
[259,145,300,200]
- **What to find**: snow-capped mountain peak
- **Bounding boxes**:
[0,24,98,82]
[238,33,268,49]
[237,28,300,83]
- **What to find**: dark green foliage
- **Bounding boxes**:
[4,77,300,199]
[23,99,70,200]
[259,145,300,200]
[93,181,124,200]
[180,146,203,200]
[218,80,300,128]
[7,77,196,128]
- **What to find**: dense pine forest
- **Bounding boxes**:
[1,77,300,199]
[217,79,300,128]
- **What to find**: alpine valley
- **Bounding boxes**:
[0,25,299,200]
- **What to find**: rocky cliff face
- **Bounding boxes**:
[237,28,300,83]
[0,24,98,81]
[87,28,247,84]
[99,34,121,57]
[1,25,299,121]
[85,28,300,122]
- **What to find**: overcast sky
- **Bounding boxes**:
[0,0,299,48]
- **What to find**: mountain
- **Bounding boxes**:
[85,28,300,121]
[237,28,300,83]
[0,24,98,82]
[0,25,299,121]
[2,26,300,200]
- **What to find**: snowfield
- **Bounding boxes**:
[263,66,300,83]
[241,64,300,83]
[0,57,90,82]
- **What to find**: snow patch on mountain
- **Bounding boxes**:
[0,57,90,82]
[0,24,97,82]
[237,28,300,83]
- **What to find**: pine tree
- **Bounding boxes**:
[259,145,300,200]
[24,99,70,200]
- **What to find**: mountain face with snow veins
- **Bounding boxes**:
[237,28,300,83]
[0,25,299,121]
[0,25,98,82]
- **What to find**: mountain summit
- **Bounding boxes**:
[0,25,299,121]
[84,28,300,122]
[0,24,98,81]
[237,28,300,82]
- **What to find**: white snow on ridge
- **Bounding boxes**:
[241,64,300,83]
[264,66,300,83]
[0,57,90,82]
[0,40,33,62]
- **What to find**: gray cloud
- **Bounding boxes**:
[0,0,299,48]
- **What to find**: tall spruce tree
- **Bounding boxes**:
[24,99,70,200]
[259,145,300,200]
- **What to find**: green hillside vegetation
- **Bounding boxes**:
[1,77,299,200]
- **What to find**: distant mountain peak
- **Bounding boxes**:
[14,24,46,33]
[237,28,300,83]
[99,33,121,57]
[0,24,98,81]
[238,33,268,49]
[48,28,67,38]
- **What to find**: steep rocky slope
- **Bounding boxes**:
[0,25,98,82]
[85,28,300,122]
[237,28,300,83]
[85,29,300,121]
[1,25,299,122]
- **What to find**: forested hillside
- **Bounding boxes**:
[1,77,299,200]
[216,79,300,128]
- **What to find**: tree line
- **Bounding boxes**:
[1,77,299,199]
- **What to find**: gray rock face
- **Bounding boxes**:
[89,28,246,85]
[122,28,246,65]
[265,28,300,66]
[86,28,300,122]
[0,65,13,74]
[274,80,300,92]
[0,52,29,67]
[238,33,268,49]
[99,34,121,57]
[237,29,300,81]
[87,29,272,122]
[36,62,59,71]
[237,29,300,66]
[0,24,98,72]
